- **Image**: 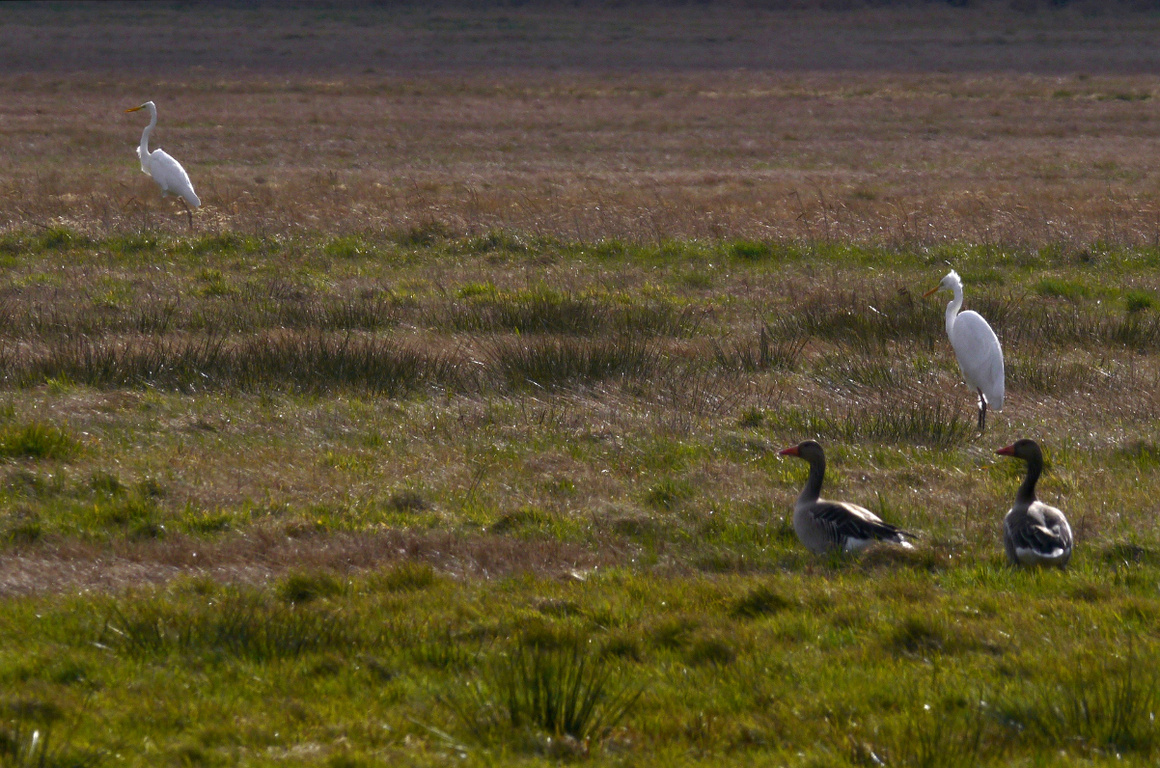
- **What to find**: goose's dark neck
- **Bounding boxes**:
[798,453,826,505]
[1016,454,1041,505]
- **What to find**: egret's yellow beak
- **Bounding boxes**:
[125,105,146,113]
[922,286,940,298]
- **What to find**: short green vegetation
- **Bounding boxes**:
[0,228,1159,766]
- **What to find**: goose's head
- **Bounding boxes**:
[996,438,1042,464]
[779,440,825,464]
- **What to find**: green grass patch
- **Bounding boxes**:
[1035,276,1097,301]
[105,232,161,255]
[324,235,374,259]
[1125,288,1157,313]
[727,240,776,261]
[0,229,1158,764]
[0,422,80,461]
[186,231,269,257]
[1002,640,1160,756]
[99,588,370,661]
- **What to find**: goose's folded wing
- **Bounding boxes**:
[813,501,911,544]
[1008,518,1070,556]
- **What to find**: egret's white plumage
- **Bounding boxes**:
[125,101,199,227]
[924,270,1004,430]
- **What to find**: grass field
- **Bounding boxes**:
[3,2,1160,766]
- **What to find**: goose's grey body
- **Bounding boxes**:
[780,441,915,555]
[1004,502,1073,566]
[997,439,1073,567]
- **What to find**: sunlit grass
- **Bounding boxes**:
[0,226,1157,766]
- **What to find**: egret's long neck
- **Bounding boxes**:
[944,284,964,336]
[137,107,157,172]
[1016,454,1042,505]
[797,454,826,506]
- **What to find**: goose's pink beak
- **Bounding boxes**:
[996,444,1016,456]
[778,446,800,457]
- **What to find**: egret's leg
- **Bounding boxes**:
[179,198,194,230]
[977,388,987,431]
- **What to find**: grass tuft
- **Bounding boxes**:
[1,506,43,544]
[100,591,366,661]
[685,634,736,666]
[444,632,643,747]
[323,235,373,259]
[180,506,233,534]
[377,562,437,592]
[1035,277,1095,301]
[0,698,97,768]
[393,221,452,247]
[88,471,124,497]
[714,320,808,373]
[489,335,658,390]
[644,478,692,510]
[727,240,776,261]
[446,285,691,337]
[386,490,430,513]
[491,505,554,534]
[105,233,160,255]
[730,585,795,619]
[888,614,947,655]
[35,226,79,252]
[187,231,265,256]
[1125,289,1157,314]
[1004,641,1160,756]
[1101,542,1160,567]
[0,422,79,461]
[771,403,973,447]
[790,285,937,350]
[94,495,163,540]
[278,571,344,603]
[874,685,987,768]
[408,624,478,672]
[1110,313,1160,349]
[1114,441,1160,471]
[464,230,529,255]
[8,333,461,396]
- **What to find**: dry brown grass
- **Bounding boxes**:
[3,4,1160,245]
[0,529,604,596]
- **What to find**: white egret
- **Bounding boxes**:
[778,440,916,555]
[924,270,1004,431]
[125,101,200,228]
[996,439,1073,567]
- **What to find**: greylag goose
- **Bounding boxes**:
[924,270,1004,431]
[996,439,1073,567]
[778,440,915,554]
